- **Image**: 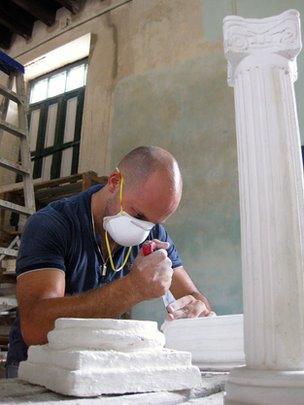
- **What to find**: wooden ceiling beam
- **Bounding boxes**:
[10,0,56,27]
[0,2,34,39]
[55,0,82,14]
[0,25,12,49]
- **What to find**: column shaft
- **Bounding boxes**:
[234,57,304,369]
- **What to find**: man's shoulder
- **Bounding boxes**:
[24,184,103,236]
[24,191,82,232]
[24,206,70,237]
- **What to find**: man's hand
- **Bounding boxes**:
[128,239,173,300]
[166,295,212,320]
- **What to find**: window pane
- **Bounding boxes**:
[60,147,73,177]
[48,71,66,98]
[63,97,78,143]
[66,64,85,91]
[42,155,53,181]
[29,109,40,151]
[44,103,58,148]
[84,64,88,85]
[30,79,48,103]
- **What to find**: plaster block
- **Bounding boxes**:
[19,318,202,397]
[162,315,244,371]
[27,345,192,370]
[18,361,202,397]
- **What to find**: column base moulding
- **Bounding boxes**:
[225,367,304,405]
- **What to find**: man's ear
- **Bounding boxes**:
[107,171,121,193]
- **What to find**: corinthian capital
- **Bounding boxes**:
[223,9,302,85]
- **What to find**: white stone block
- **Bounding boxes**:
[27,345,192,370]
[54,317,158,332]
[19,318,202,397]
[162,315,245,371]
[47,326,165,351]
[18,361,202,397]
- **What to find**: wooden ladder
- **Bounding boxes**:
[0,51,35,263]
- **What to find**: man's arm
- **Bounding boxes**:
[17,269,141,346]
[167,266,213,320]
[17,239,172,346]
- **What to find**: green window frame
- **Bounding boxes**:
[27,59,87,181]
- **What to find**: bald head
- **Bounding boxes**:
[103,146,182,224]
[118,146,182,194]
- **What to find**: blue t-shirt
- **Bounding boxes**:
[7,185,182,365]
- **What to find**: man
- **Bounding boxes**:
[6,146,212,378]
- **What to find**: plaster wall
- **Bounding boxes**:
[4,0,304,324]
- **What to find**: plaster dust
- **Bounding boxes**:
[18,318,202,397]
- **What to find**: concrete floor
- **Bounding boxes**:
[0,373,227,404]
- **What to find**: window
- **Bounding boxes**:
[29,62,87,103]
[28,59,87,181]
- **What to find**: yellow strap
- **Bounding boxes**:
[105,230,132,272]
[120,174,124,213]
[104,167,131,272]
[116,167,124,214]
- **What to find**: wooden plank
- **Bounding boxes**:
[10,0,56,26]
[35,182,82,203]
[0,199,33,215]
[34,171,100,190]
[0,119,26,138]
[15,71,36,214]
[0,248,18,257]
[0,172,106,194]
[55,0,81,13]
[0,1,33,39]
[36,177,108,204]
[0,236,19,262]
[0,157,29,175]
[4,230,22,237]
[0,177,42,194]
[0,174,83,194]
[82,172,93,191]
[34,172,83,190]
[0,25,12,49]
[0,273,16,283]
[0,83,21,104]
[0,296,17,308]
[0,335,9,344]
[0,314,15,325]
[0,73,14,145]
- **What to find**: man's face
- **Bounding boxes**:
[105,170,182,226]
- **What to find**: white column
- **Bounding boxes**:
[223,10,304,404]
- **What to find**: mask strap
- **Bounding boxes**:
[105,167,131,272]
[116,167,124,214]
[105,230,132,272]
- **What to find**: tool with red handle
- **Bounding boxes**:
[142,241,175,308]
[142,241,157,256]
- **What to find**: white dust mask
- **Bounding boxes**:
[103,211,154,247]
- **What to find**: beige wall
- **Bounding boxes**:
[5,0,242,323]
[7,0,230,175]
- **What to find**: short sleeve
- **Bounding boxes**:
[16,211,68,277]
[150,224,182,269]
